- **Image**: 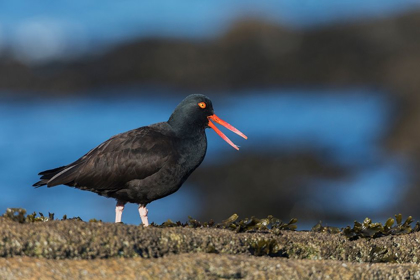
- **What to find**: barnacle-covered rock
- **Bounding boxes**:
[3,209,420,277]
[2,210,420,263]
[3,253,420,279]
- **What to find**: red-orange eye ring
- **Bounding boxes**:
[198,102,206,109]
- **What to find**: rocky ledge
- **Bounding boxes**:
[2,215,420,279]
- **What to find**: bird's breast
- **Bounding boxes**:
[176,133,207,172]
[120,132,207,204]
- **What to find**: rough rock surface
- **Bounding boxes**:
[2,254,420,280]
[2,217,420,278]
[2,217,420,262]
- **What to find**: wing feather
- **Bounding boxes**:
[47,125,176,193]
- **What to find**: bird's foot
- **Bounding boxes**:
[139,205,149,227]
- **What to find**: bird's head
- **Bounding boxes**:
[168,94,247,150]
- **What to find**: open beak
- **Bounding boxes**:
[208,114,247,150]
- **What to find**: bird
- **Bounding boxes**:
[33,94,247,226]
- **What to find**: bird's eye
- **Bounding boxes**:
[198,102,206,109]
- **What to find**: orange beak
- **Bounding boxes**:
[207,114,248,150]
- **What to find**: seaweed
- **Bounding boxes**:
[3,208,27,223]
[194,214,294,232]
[248,239,281,256]
[154,213,420,239]
[2,208,83,223]
[342,214,418,240]
[153,213,297,234]
[4,208,420,241]
[311,221,340,234]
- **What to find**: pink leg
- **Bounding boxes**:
[115,200,126,223]
[138,204,149,227]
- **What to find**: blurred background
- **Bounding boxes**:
[2,1,420,229]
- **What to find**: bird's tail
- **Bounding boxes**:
[33,166,67,187]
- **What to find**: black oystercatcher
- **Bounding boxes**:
[33,94,247,226]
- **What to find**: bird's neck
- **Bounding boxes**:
[167,115,206,139]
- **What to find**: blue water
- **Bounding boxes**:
[0,88,410,226]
